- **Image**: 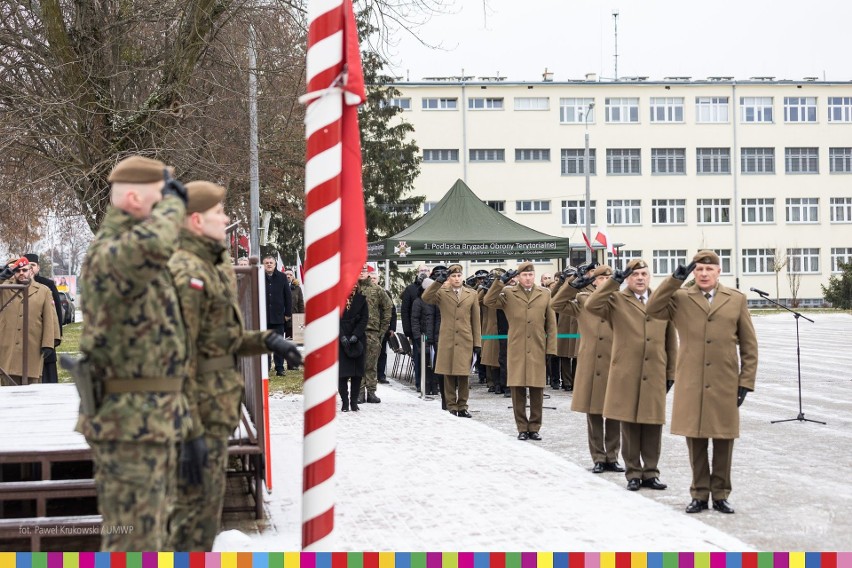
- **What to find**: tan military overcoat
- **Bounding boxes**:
[422,281,481,376]
[551,281,579,357]
[0,280,61,381]
[478,289,499,367]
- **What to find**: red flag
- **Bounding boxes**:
[338,0,367,308]
[582,231,593,251]
[595,227,617,256]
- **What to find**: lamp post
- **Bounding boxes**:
[583,102,595,263]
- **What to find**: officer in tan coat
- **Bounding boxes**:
[484,262,557,440]
[422,264,481,417]
[551,264,623,473]
[585,258,677,491]
[647,250,758,515]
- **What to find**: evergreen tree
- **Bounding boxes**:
[821,261,852,309]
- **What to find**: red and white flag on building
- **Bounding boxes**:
[296,251,305,283]
[581,231,594,252]
[595,225,618,256]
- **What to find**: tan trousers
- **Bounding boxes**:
[444,375,469,412]
[686,437,735,501]
[587,413,621,464]
[511,387,544,433]
[620,421,662,480]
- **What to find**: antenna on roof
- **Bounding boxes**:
[612,10,620,81]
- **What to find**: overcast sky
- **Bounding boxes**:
[385,0,850,83]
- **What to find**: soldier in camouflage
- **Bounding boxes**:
[77,156,190,551]
[357,265,392,403]
[166,181,301,551]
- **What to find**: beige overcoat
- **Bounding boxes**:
[422,281,481,376]
[585,278,678,425]
[646,277,758,439]
[478,289,499,367]
[552,280,579,357]
[483,281,557,388]
[0,280,61,381]
[551,282,613,415]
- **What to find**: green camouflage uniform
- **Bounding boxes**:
[77,195,189,552]
[165,230,271,551]
[358,278,392,396]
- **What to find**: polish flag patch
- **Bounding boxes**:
[189,278,205,290]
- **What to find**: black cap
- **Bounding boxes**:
[474,269,489,278]
[24,254,39,264]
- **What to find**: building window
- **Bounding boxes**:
[515,97,549,111]
[422,97,458,110]
[607,199,641,225]
[606,149,641,175]
[784,97,817,123]
[653,249,688,275]
[605,98,640,123]
[561,149,596,175]
[559,98,595,123]
[380,97,411,110]
[785,147,819,173]
[712,249,733,275]
[469,149,505,162]
[741,147,775,174]
[742,248,776,274]
[828,97,852,122]
[652,199,686,224]
[423,149,459,162]
[468,97,504,110]
[516,200,551,213]
[831,248,852,272]
[787,248,820,273]
[561,200,596,226]
[785,197,819,223]
[608,249,642,269]
[651,148,686,174]
[424,202,437,213]
[649,97,684,122]
[829,147,852,173]
[740,97,774,123]
[515,148,551,162]
[696,147,731,174]
[697,198,731,224]
[742,198,775,224]
[696,96,729,123]
[483,200,505,213]
[830,197,852,222]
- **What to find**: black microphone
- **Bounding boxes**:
[749,287,769,296]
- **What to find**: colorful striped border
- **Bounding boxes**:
[0,553,849,568]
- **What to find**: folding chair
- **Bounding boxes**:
[395,332,415,383]
[386,332,403,379]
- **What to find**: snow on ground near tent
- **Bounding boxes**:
[217,313,852,551]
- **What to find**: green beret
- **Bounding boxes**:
[108,156,166,184]
[185,181,226,214]
[692,250,720,265]
[626,258,648,271]
[592,264,613,277]
[447,263,463,275]
[517,262,535,273]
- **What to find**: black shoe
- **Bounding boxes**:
[377,377,389,384]
[551,382,561,390]
[487,386,495,392]
[478,377,486,384]
[357,394,365,404]
[449,410,458,416]
[641,477,667,490]
[527,431,542,441]
[366,392,381,403]
[686,499,709,514]
[626,478,641,491]
[604,461,626,473]
[592,462,606,474]
[341,400,349,412]
[503,391,512,398]
[350,402,360,412]
[457,409,472,418]
[276,370,286,377]
[517,432,528,440]
[712,499,735,514]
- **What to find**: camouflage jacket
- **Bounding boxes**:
[169,231,270,439]
[77,196,189,444]
[357,278,392,333]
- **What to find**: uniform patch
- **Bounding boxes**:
[189,278,205,290]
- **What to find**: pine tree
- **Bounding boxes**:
[821,261,852,309]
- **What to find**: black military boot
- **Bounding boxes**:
[350,378,361,411]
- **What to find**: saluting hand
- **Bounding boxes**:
[501,269,518,284]
[612,266,634,284]
[673,261,697,281]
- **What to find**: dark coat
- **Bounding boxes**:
[400,280,422,337]
[339,291,368,378]
[412,293,442,368]
[264,269,292,325]
[35,274,63,334]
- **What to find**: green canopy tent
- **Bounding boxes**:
[367,179,570,261]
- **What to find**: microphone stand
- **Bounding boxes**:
[754,291,825,425]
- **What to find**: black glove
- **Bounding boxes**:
[673,261,697,281]
[41,347,54,359]
[501,269,519,284]
[569,275,594,289]
[473,346,481,356]
[433,269,449,284]
[666,379,674,393]
[179,436,209,486]
[0,265,13,280]
[415,272,427,284]
[162,169,188,204]
[348,335,358,344]
[265,333,303,368]
[561,266,578,280]
[576,261,598,278]
[612,266,634,284]
[737,386,749,407]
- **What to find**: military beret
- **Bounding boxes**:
[108,156,167,184]
[474,269,489,278]
[185,181,226,214]
[592,264,613,277]
[429,265,448,278]
[626,258,648,271]
[489,267,506,277]
[692,250,721,265]
[9,257,29,270]
[24,253,39,264]
[447,264,463,275]
[517,262,535,273]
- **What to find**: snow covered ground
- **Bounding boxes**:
[217,313,852,551]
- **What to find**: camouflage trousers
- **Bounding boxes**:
[90,440,176,551]
[167,435,229,551]
[361,331,382,395]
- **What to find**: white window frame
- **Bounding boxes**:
[608,249,642,270]
[830,197,852,222]
[651,148,686,174]
[696,147,731,174]
[829,147,852,173]
[607,199,642,225]
[423,202,438,213]
[830,247,852,272]
[649,97,684,123]
[712,249,733,275]
[785,197,820,223]
[468,97,504,110]
[484,200,505,213]
[559,98,595,124]
[741,147,775,174]
[515,97,550,111]
[469,149,505,162]
[828,97,852,123]
[515,148,551,162]
[653,249,688,275]
[741,198,775,224]
[606,148,641,175]
[787,248,820,274]
[515,200,551,213]
[605,97,640,123]
[784,97,817,123]
[561,149,596,175]
[380,97,411,110]
[696,96,729,123]
[785,147,819,174]
[742,248,776,274]
[651,199,686,225]
[423,149,459,162]
[740,97,774,123]
[697,198,732,224]
[422,97,458,110]
[561,200,596,226]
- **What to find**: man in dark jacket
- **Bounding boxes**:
[263,254,293,376]
[371,272,397,384]
[401,265,430,386]
[24,253,63,383]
